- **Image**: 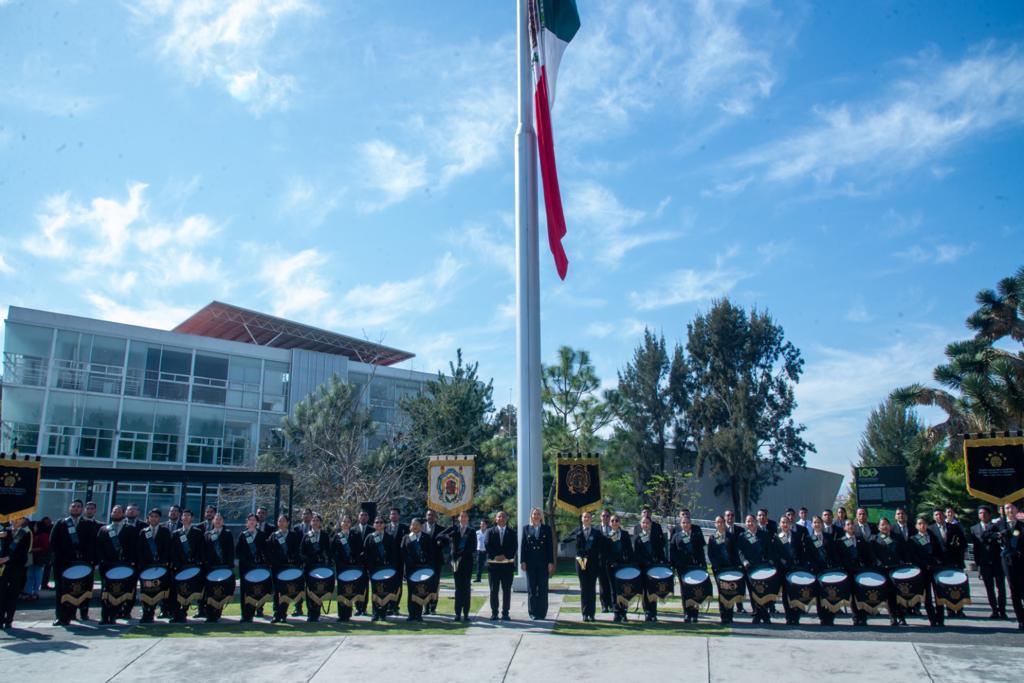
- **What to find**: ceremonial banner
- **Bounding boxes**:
[0,456,41,522]
[555,454,602,515]
[964,436,1024,506]
[427,456,475,515]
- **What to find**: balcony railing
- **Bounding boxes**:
[3,353,49,387]
[51,358,124,394]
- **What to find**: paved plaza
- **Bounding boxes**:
[2,572,1021,681]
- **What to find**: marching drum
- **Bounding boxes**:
[370,567,400,608]
[817,570,851,613]
[408,567,437,607]
[336,568,367,609]
[645,565,675,601]
[715,568,746,609]
[242,567,273,608]
[853,571,888,615]
[205,567,236,610]
[933,567,971,612]
[889,565,925,608]
[139,566,170,606]
[746,563,781,606]
[306,566,336,605]
[174,566,203,606]
[60,563,94,607]
[275,567,305,606]
[612,566,642,609]
[101,565,136,607]
[681,568,713,609]
[784,570,818,613]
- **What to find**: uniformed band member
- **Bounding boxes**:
[170,509,204,623]
[907,516,945,627]
[670,510,706,623]
[385,508,410,615]
[736,514,772,624]
[421,509,446,615]
[836,518,871,626]
[50,499,93,625]
[707,516,737,625]
[202,513,234,623]
[806,515,838,625]
[971,505,1007,619]
[332,515,363,622]
[300,514,331,622]
[486,510,517,621]
[236,513,267,623]
[265,514,301,623]
[137,508,172,623]
[998,502,1024,630]
[772,516,807,625]
[604,515,633,622]
[520,507,554,621]
[869,517,903,627]
[633,516,665,622]
[350,510,373,615]
[0,516,32,629]
[596,509,614,613]
[363,516,397,622]
[400,518,435,621]
[445,511,478,622]
[96,505,136,625]
[933,507,967,618]
[568,511,602,622]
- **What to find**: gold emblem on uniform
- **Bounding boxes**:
[566,465,591,495]
[416,584,428,597]
[799,588,811,601]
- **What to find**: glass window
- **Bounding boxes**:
[90,335,126,367]
[262,361,289,412]
[258,413,285,455]
[194,352,228,380]
[229,355,262,384]
[223,409,258,466]
[79,427,113,458]
[2,386,45,423]
[188,405,224,438]
[46,390,86,427]
[117,431,150,461]
[160,347,191,375]
[120,399,155,432]
[152,433,179,463]
[4,322,53,357]
[82,395,119,430]
[153,402,187,437]
[54,330,85,362]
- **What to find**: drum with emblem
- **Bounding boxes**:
[306,566,336,605]
[101,565,136,607]
[407,567,436,607]
[204,567,236,610]
[889,565,925,608]
[817,570,850,613]
[932,567,971,612]
[336,568,367,609]
[853,570,888,615]
[275,567,305,605]
[60,563,94,607]
[612,566,642,609]
[370,567,400,608]
[242,567,273,609]
[784,570,818,613]
[174,566,203,606]
[746,563,781,606]
[681,568,713,609]
[139,566,170,606]
[714,568,746,609]
[644,564,674,600]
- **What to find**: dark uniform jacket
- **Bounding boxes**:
[736,528,770,568]
[331,531,362,569]
[444,524,478,572]
[51,516,92,568]
[632,520,665,556]
[136,524,172,568]
[567,526,603,569]
[995,518,1024,566]
[805,532,836,573]
[485,525,518,563]
[421,522,447,568]
[94,521,137,569]
[202,528,235,569]
[907,530,944,571]
[385,521,410,542]
[363,532,397,573]
[400,533,435,572]
[0,526,31,569]
[265,529,302,569]
[707,531,737,572]
[770,530,806,572]
[931,521,966,568]
[669,527,706,570]
[868,533,903,570]
[171,525,205,569]
[300,530,331,569]
[603,529,633,569]
[970,521,1003,568]
[853,521,877,542]
[891,521,917,545]
[632,531,666,566]
[835,534,872,573]
[350,523,372,557]
[235,528,267,573]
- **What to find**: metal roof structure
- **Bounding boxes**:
[173,301,414,366]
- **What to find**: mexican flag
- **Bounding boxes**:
[530,0,579,280]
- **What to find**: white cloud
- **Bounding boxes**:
[728,44,1024,188]
[0,253,13,275]
[459,223,515,278]
[279,175,341,228]
[84,293,196,330]
[586,322,615,338]
[131,0,317,115]
[258,247,331,318]
[895,243,972,265]
[845,300,871,323]
[436,86,513,187]
[629,249,747,310]
[568,181,678,267]
[357,140,428,212]
[756,240,792,264]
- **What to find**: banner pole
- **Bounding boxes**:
[514,0,543,591]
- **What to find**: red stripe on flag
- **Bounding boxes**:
[534,66,569,280]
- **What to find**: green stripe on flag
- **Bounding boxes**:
[540,0,580,44]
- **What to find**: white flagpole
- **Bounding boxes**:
[514,0,543,590]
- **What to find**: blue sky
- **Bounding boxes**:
[2,1,1023,480]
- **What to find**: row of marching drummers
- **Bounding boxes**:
[40,504,474,626]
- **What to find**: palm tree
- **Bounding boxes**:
[967,265,1024,342]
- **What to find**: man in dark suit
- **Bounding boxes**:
[384,508,410,615]
[942,506,968,569]
[399,518,435,622]
[486,510,517,620]
[421,509,446,615]
[891,507,916,544]
[136,508,172,623]
[520,507,554,620]
[996,502,1024,630]
[596,509,614,613]
[633,506,665,555]
[348,509,371,615]
[853,508,877,542]
[971,504,1007,619]
[723,509,746,612]
[836,519,873,625]
[50,499,93,625]
[95,505,138,625]
[164,505,183,533]
[362,517,398,622]
[784,508,809,542]
[444,511,478,622]
[756,509,778,536]
[255,506,276,537]
[821,510,839,542]
[567,511,602,622]
[707,516,738,624]
[197,505,217,533]
[670,511,707,623]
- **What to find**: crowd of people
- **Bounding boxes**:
[0,499,1022,632]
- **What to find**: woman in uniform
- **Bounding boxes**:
[835,518,872,626]
[0,516,32,630]
[869,517,904,627]
[332,515,364,622]
[907,516,945,627]
[202,513,234,623]
[806,515,839,625]
[299,514,331,622]
[633,516,666,622]
[707,516,739,625]
[736,514,774,624]
[605,515,633,623]
[264,514,302,624]
[235,513,267,623]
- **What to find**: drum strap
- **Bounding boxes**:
[107,526,123,557]
[145,527,158,558]
[244,531,257,554]
[211,534,224,562]
[178,532,192,559]
[67,518,80,547]
[9,527,27,553]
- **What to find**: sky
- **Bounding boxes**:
[1,1,1023,482]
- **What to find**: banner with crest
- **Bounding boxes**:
[0,455,41,523]
[964,435,1024,505]
[555,453,602,515]
[426,456,475,516]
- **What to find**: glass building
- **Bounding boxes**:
[1,302,436,519]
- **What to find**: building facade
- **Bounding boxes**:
[1,303,436,520]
